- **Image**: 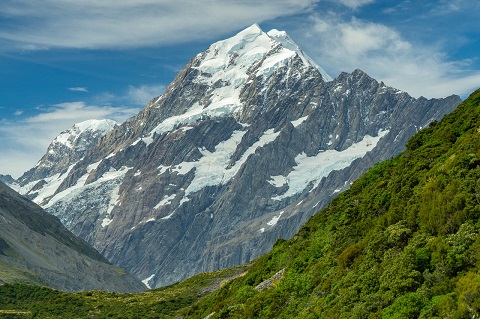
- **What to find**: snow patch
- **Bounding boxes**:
[272,130,389,200]
[268,175,287,187]
[179,197,190,205]
[101,183,121,228]
[161,212,175,220]
[87,160,102,173]
[180,127,280,196]
[101,217,113,227]
[105,152,116,160]
[154,194,176,209]
[24,164,77,205]
[267,28,332,81]
[142,274,155,289]
[291,116,308,128]
[267,211,284,227]
[54,119,117,149]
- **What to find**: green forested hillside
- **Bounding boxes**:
[1,88,479,318]
[181,89,480,318]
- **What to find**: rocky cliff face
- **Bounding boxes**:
[0,182,145,292]
[14,24,461,288]
[0,175,14,184]
[14,119,117,204]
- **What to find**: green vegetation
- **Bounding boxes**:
[1,88,479,318]
[0,265,248,318]
[0,260,46,287]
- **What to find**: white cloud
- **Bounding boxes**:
[68,87,89,92]
[296,14,480,98]
[25,102,139,123]
[92,84,166,107]
[335,0,375,9]
[0,0,318,50]
[0,102,139,178]
[126,84,166,106]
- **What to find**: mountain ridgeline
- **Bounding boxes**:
[11,24,460,288]
[0,181,145,292]
[1,88,479,319]
[181,88,480,319]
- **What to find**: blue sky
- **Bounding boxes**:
[1,0,479,177]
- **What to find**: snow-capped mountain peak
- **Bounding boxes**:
[54,119,117,149]
[195,24,331,82]
[146,24,332,137]
[12,23,461,289]
[266,28,332,81]
[15,119,118,190]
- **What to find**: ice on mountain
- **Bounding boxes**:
[291,116,308,127]
[268,175,287,187]
[273,130,389,201]
[154,194,176,209]
[266,211,284,227]
[142,274,155,289]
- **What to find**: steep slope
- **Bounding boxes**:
[0,174,14,184]
[0,181,145,292]
[13,119,117,204]
[15,24,461,287]
[2,88,479,319]
[180,88,480,318]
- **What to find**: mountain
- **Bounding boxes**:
[13,24,461,288]
[181,88,480,318]
[0,174,14,184]
[12,119,117,204]
[2,88,479,319]
[0,181,145,292]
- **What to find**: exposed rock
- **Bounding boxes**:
[255,269,285,292]
[0,182,145,292]
[14,25,461,288]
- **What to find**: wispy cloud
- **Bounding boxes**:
[68,87,89,92]
[0,102,139,177]
[295,14,480,98]
[92,83,166,107]
[0,0,319,51]
[126,84,166,106]
[26,102,139,123]
[335,0,375,9]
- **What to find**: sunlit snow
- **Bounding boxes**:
[291,116,308,128]
[142,274,155,289]
[147,24,331,140]
[154,194,176,209]
[53,119,116,149]
[267,211,284,226]
[268,175,287,187]
[178,127,280,196]
[272,130,389,200]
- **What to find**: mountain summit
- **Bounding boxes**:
[13,25,461,288]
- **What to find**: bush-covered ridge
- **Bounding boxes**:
[0,88,479,318]
[184,88,480,318]
[0,265,249,318]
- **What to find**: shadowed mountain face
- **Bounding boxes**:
[12,24,461,288]
[0,182,145,292]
